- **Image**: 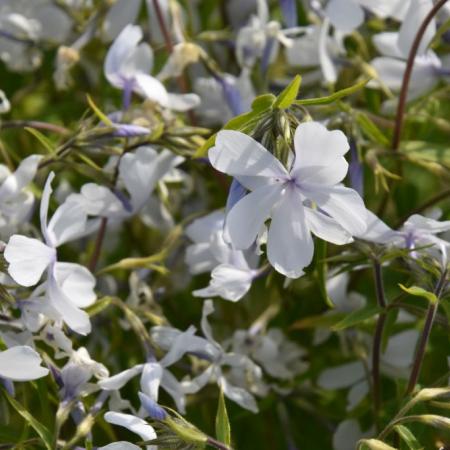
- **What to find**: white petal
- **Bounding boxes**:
[140,362,163,400]
[317,361,365,389]
[104,412,156,442]
[226,184,283,249]
[326,0,364,33]
[373,32,403,58]
[134,73,170,106]
[209,130,288,181]
[104,24,144,86]
[4,235,55,286]
[220,376,258,413]
[98,442,141,450]
[382,330,419,369]
[120,43,153,79]
[319,19,337,84]
[0,346,48,381]
[193,264,254,302]
[405,214,450,234]
[160,370,186,413]
[185,210,225,243]
[370,56,406,91]
[305,208,353,245]
[292,121,349,180]
[40,172,55,244]
[46,200,88,247]
[356,209,396,243]
[0,154,42,200]
[347,379,369,410]
[181,365,215,394]
[305,184,367,236]
[333,420,365,450]
[398,0,435,57]
[53,262,96,308]
[185,243,218,275]
[267,188,312,278]
[201,299,220,347]
[48,271,91,335]
[356,0,409,20]
[102,0,141,41]
[99,365,144,390]
[165,93,201,111]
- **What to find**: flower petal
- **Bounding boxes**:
[98,365,144,390]
[209,130,288,181]
[325,0,364,34]
[226,184,283,249]
[48,271,91,335]
[267,188,312,278]
[53,262,96,308]
[398,0,435,57]
[0,346,49,381]
[304,184,367,236]
[292,121,349,180]
[104,411,156,442]
[0,154,42,200]
[4,235,55,286]
[304,208,353,245]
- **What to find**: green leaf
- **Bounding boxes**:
[358,439,396,450]
[332,304,382,331]
[399,284,437,304]
[295,78,370,106]
[274,75,302,109]
[215,389,231,447]
[25,127,55,154]
[86,94,113,126]
[251,93,276,112]
[86,296,113,316]
[355,112,390,147]
[1,388,53,450]
[394,425,423,450]
[315,240,334,308]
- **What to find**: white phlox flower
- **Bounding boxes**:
[151,300,261,412]
[368,0,442,100]
[185,210,260,302]
[359,210,450,266]
[235,0,294,69]
[59,347,109,401]
[104,24,200,111]
[68,147,185,228]
[228,327,308,380]
[4,172,97,335]
[208,121,367,278]
[0,154,42,238]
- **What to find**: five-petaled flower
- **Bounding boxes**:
[209,121,367,278]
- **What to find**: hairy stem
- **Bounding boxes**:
[372,260,387,425]
[405,269,448,396]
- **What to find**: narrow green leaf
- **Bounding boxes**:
[251,93,276,112]
[394,425,423,450]
[399,284,437,304]
[332,304,382,331]
[215,389,231,446]
[358,439,396,450]
[25,127,55,154]
[1,389,53,450]
[315,240,334,308]
[86,296,113,316]
[86,94,113,126]
[295,78,370,106]
[355,112,390,147]
[274,75,302,109]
